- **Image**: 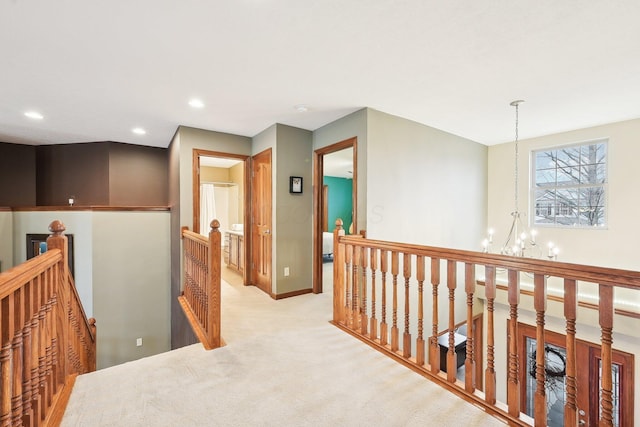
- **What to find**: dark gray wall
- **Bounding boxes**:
[0,143,37,206]
[109,143,168,206]
[36,142,110,206]
[0,141,168,207]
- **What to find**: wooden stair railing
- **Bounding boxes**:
[0,220,96,427]
[179,220,224,350]
[331,219,638,427]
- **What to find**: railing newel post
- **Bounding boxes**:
[333,219,346,325]
[208,220,222,349]
[446,260,457,382]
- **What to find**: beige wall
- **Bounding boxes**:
[229,162,244,224]
[200,166,230,182]
[313,108,368,232]
[252,124,313,296]
[274,124,313,295]
[365,108,488,336]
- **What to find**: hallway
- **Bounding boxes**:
[61,275,504,426]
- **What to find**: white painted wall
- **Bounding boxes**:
[488,118,640,272]
[487,118,640,419]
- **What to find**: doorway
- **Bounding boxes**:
[517,323,634,426]
[192,149,250,285]
[313,137,357,294]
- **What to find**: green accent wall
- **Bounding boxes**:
[324,176,353,233]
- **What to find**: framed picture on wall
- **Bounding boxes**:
[290,176,303,194]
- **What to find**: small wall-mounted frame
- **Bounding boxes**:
[290,176,303,194]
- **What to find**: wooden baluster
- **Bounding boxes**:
[1,294,14,427]
[429,258,440,374]
[464,263,475,392]
[29,276,41,423]
[11,288,24,425]
[484,266,496,405]
[563,279,578,427]
[446,260,457,382]
[345,244,353,329]
[351,245,360,331]
[599,284,614,427]
[360,247,369,336]
[333,220,345,325]
[403,253,411,359]
[369,249,378,340]
[390,251,399,352]
[533,273,547,427]
[44,279,53,408]
[416,255,425,366]
[21,281,33,427]
[38,303,47,420]
[507,269,520,417]
[380,250,388,346]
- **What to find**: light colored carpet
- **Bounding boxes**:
[61,273,505,427]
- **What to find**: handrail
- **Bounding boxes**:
[179,220,224,350]
[331,219,637,426]
[0,220,97,427]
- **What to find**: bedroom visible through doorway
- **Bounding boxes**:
[313,137,357,294]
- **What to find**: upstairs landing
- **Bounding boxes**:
[61,276,504,427]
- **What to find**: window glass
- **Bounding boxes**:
[532,140,607,228]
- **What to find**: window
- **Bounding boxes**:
[532,140,607,227]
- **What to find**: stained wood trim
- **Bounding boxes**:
[43,374,78,427]
[191,148,249,234]
[476,280,640,319]
[273,288,313,300]
[312,137,357,294]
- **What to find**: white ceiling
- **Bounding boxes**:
[2,1,640,149]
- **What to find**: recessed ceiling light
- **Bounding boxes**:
[132,127,146,135]
[189,98,205,108]
[294,104,308,113]
[24,111,44,120]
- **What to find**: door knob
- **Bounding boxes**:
[264,229,271,234]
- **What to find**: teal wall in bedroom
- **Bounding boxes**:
[324,176,353,233]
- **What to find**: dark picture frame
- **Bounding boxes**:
[289,176,303,194]
[26,233,75,277]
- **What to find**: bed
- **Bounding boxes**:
[322,232,334,258]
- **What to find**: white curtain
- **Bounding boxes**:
[200,183,217,236]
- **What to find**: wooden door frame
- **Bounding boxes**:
[516,322,634,426]
[312,137,357,294]
[192,148,251,284]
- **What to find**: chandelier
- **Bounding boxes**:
[482,100,559,260]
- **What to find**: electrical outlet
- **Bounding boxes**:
[284,267,290,276]
[136,338,143,347]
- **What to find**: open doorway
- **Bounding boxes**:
[313,137,357,294]
[193,149,250,286]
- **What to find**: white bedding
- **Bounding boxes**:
[322,232,333,256]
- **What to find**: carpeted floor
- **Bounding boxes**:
[61,269,505,427]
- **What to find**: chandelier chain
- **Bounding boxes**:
[514,102,519,212]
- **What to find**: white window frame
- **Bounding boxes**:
[530,138,608,229]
